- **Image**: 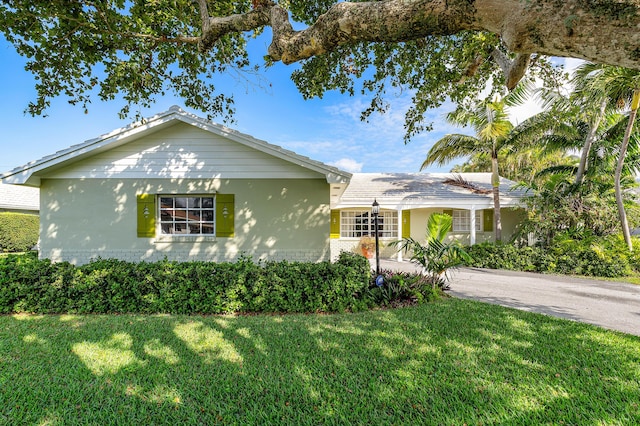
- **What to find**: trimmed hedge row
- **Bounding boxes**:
[0,252,373,314]
[0,212,39,253]
[465,239,638,278]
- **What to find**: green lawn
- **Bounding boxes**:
[1,299,639,425]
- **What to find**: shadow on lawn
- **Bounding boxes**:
[1,299,639,424]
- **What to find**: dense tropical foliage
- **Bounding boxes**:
[446,63,640,254]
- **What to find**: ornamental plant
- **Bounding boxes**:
[391,213,472,288]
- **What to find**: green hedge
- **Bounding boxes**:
[0,252,376,314]
[0,212,39,253]
[465,237,637,278]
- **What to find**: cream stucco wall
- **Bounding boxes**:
[40,178,330,264]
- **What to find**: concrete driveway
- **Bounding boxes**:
[377,259,640,336]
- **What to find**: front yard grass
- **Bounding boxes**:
[1,298,639,425]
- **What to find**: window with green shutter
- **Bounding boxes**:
[139,194,235,238]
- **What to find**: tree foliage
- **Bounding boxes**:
[2,0,636,138]
[0,0,251,119]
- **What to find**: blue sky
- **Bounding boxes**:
[0,32,562,175]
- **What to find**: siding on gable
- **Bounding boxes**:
[42,122,324,180]
[0,183,39,213]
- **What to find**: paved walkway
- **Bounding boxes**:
[376,259,640,337]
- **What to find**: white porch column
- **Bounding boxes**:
[397,208,403,261]
[469,206,476,245]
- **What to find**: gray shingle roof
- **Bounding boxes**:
[334,173,527,209]
[0,182,39,211]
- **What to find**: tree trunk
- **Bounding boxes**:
[491,151,502,242]
[200,1,640,72]
[575,98,608,185]
[614,89,639,252]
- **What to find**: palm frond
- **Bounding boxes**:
[421,134,481,169]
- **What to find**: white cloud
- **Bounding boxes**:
[317,93,461,173]
[330,158,363,172]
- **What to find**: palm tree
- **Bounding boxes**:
[421,97,513,241]
[577,64,640,250]
[533,72,612,186]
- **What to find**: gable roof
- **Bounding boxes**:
[333,173,527,209]
[1,106,351,186]
[0,182,39,212]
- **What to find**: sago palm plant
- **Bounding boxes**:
[391,213,471,288]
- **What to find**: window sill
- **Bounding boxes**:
[339,237,399,240]
[154,235,219,243]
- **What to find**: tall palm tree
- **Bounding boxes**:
[577,64,640,250]
[421,97,513,241]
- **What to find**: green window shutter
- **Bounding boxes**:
[402,210,411,239]
[216,194,235,237]
[330,210,340,239]
[137,194,156,238]
[483,209,494,232]
[443,209,453,218]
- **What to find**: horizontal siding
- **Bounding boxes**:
[0,183,40,211]
[44,122,323,180]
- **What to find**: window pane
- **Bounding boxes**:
[341,210,397,238]
[157,195,216,236]
[175,210,187,221]
[453,210,470,232]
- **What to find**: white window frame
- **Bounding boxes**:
[451,210,483,233]
[158,195,216,236]
[340,210,398,238]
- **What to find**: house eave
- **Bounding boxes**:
[333,198,524,210]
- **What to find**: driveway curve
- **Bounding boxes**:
[378,260,640,336]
